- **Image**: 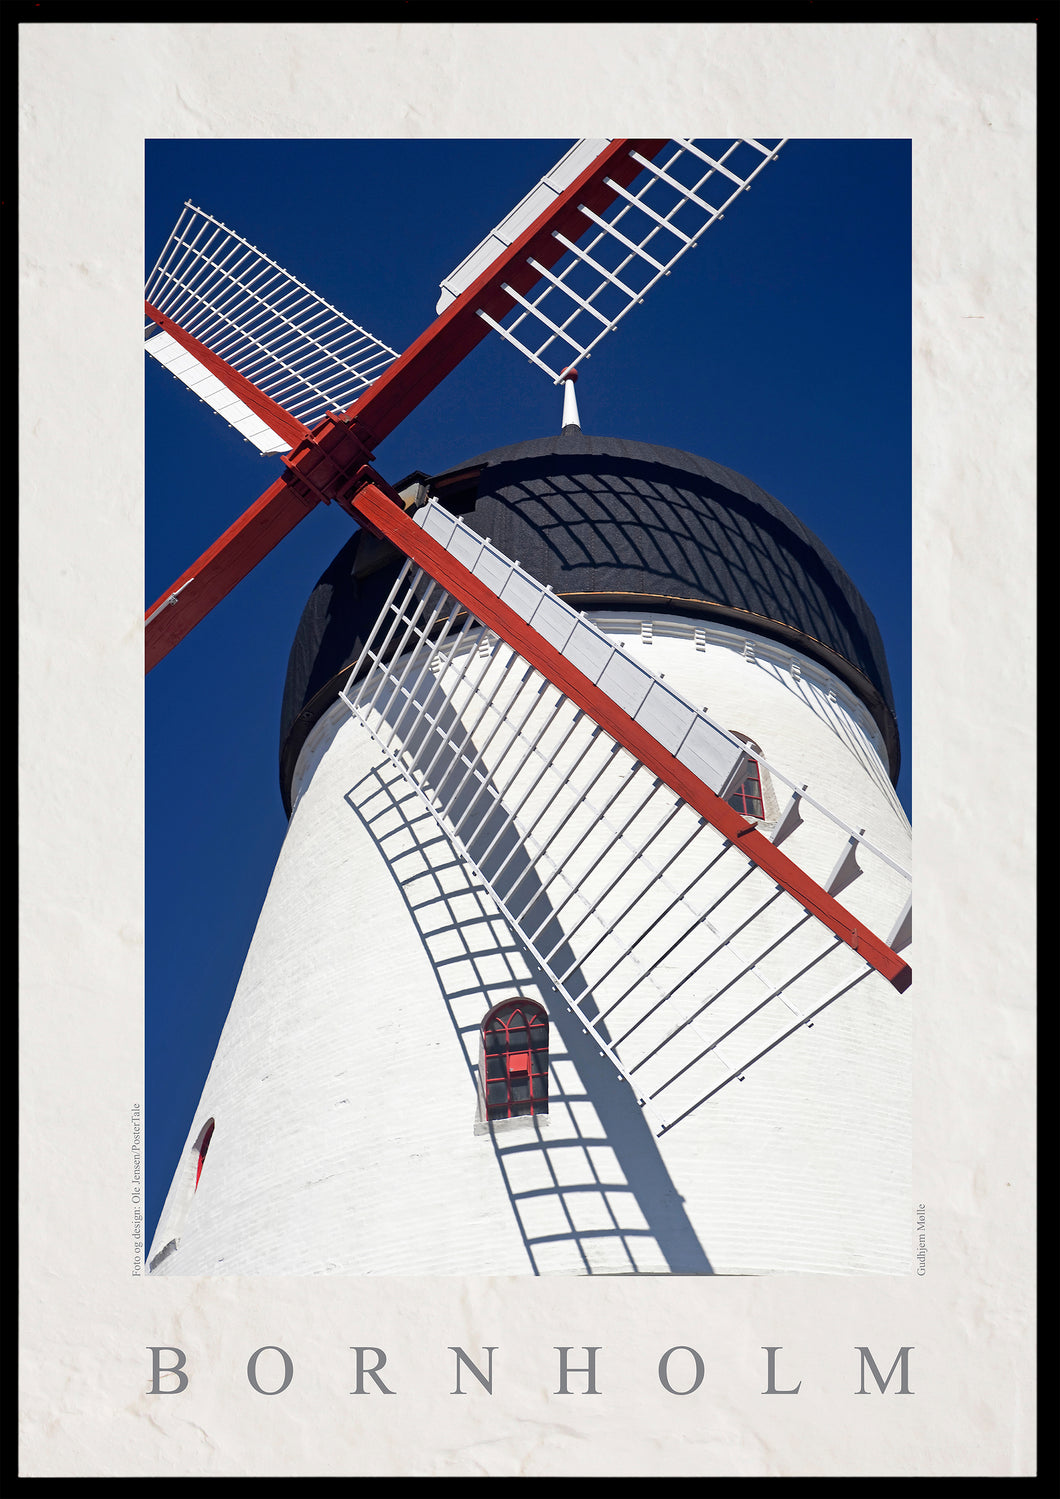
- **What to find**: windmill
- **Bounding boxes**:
[145,139,913,1276]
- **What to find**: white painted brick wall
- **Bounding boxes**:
[149,616,911,1277]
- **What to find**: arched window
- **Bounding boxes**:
[148,1116,215,1271]
[481,1000,549,1121]
[728,762,765,819]
[726,733,774,823]
[194,1118,215,1190]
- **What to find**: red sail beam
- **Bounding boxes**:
[144,475,315,672]
[346,479,913,994]
[145,140,668,671]
[337,139,670,447]
[144,303,313,452]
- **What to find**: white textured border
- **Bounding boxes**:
[19,20,1036,1477]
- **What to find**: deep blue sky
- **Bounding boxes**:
[145,138,911,1248]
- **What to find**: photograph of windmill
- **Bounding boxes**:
[145,138,912,1277]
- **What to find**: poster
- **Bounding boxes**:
[18,16,1037,1477]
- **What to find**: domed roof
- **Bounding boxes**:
[279,430,900,812]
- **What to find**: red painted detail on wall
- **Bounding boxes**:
[729,761,765,820]
[483,1001,549,1121]
[194,1120,215,1191]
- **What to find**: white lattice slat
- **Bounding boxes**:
[444,138,787,382]
[145,202,399,447]
[144,329,292,454]
[435,139,614,313]
[337,503,901,1134]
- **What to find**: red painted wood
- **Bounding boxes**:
[145,303,312,451]
[145,140,669,668]
[349,482,913,993]
[145,476,316,672]
[145,421,379,671]
[333,139,670,446]
[194,1120,214,1190]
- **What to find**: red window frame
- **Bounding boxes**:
[728,762,765,819]
[482,1000,549,1121]
[726,732,767,820]
[194,1119,215,1190]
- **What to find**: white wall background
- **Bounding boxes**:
[148,620,912,1279]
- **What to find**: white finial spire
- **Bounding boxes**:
[560,367,581,431]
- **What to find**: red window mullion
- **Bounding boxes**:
[194,1120,215,1190]
[730,761,764,819]
[484,1002,549,1121]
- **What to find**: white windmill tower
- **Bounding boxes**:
[145,139,912,1277]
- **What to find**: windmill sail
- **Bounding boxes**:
[144,139,915,1280]
[144,141,783,462]
[143,139,784,669]
[338,491,911,1134]
[145,202,399,452]
[435,139,615,313]
[143,139,664,665]
[443,138,786,381]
